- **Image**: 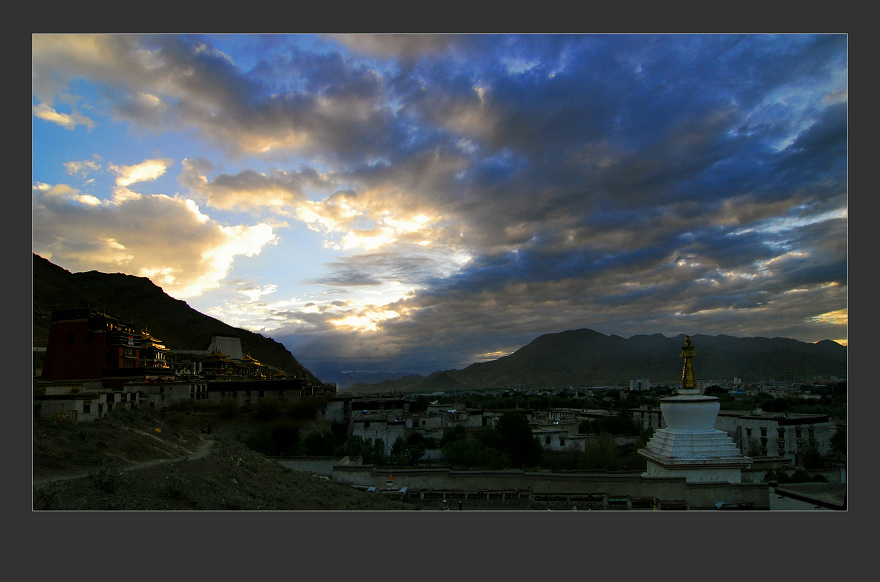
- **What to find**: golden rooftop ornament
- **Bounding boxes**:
[679,335,697,393]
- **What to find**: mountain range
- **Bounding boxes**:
[33,254,846,394]
[346,328,847,394]
[32,254,320,384]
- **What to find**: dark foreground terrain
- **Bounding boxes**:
[32,408,408,511]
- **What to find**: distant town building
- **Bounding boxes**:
[715,411,833,464]
[350,416,407,455]
[630,379,651,391]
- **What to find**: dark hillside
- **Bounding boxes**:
[33,254,319,381]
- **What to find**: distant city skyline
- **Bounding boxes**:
[32,34,847,379]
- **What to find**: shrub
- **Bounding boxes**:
[217,398,240,419]
[442,438,504,470]
[285,397,322,420]
[254,398,285,421]
[161,474,190,499]
[303,430,336,456]
[33,486,61,510]
[49,410,74,424]
[243,425,300,456]
[90,459,123,493]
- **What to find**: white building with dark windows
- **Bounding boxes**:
[714,411,833,465]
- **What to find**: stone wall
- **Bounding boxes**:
[330,465,769,510]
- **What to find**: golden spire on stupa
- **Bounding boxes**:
[679,335,697,393]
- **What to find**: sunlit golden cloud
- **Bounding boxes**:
[109,158,172,187]
[64,158,101,178]
[812,308,847,326]
[33,171,278,299]
[32,103,94,130]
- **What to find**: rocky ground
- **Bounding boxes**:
[32,408,409,511]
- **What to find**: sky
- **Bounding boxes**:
[32,33,848,386]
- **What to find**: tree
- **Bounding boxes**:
[830,427,846,455]
[442,438,504,470]
[578,419,596,434]
[762,398,789,413]
[303,430,336,456]
[254,398,285,420]
[440,425,467,447]
[495,412,543,467]
[341,435,368,459]
[581,434,619,470]
[391,437,425,466]
[371,438,388,465]
[746,437,763,458]
[798,437,825,470]
[703,385,727,398]
[243,425,300,456]
[596,409,642,437]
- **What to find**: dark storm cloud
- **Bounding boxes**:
[308,249,457,287]
[253,36,848,366]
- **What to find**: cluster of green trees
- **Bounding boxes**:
[243,422,430,465]
[440,412,543,470]
[703,383,846,416]
[764,467,829,484]
[577,408,651,440]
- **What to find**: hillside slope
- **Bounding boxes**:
[33,254,320,382]
[32,409,407,511]
[349,328,847,394]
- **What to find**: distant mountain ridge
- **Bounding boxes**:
[348,328,847,394]
[32,254,321,383]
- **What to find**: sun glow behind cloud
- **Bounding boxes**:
[329,308,402,332]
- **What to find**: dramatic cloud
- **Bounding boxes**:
[32,180,277,298]
[32,33,847,384]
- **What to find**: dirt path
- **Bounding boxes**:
[33,435,216,490]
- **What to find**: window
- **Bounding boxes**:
[83,402,91,414]
[545,437,551,445]
[795,428,802,438]
[777,428,785,439]
[746,428,752,436]
[760,427,767,437]
[559,438,565,447]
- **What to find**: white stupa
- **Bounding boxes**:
[639,335,751,483]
